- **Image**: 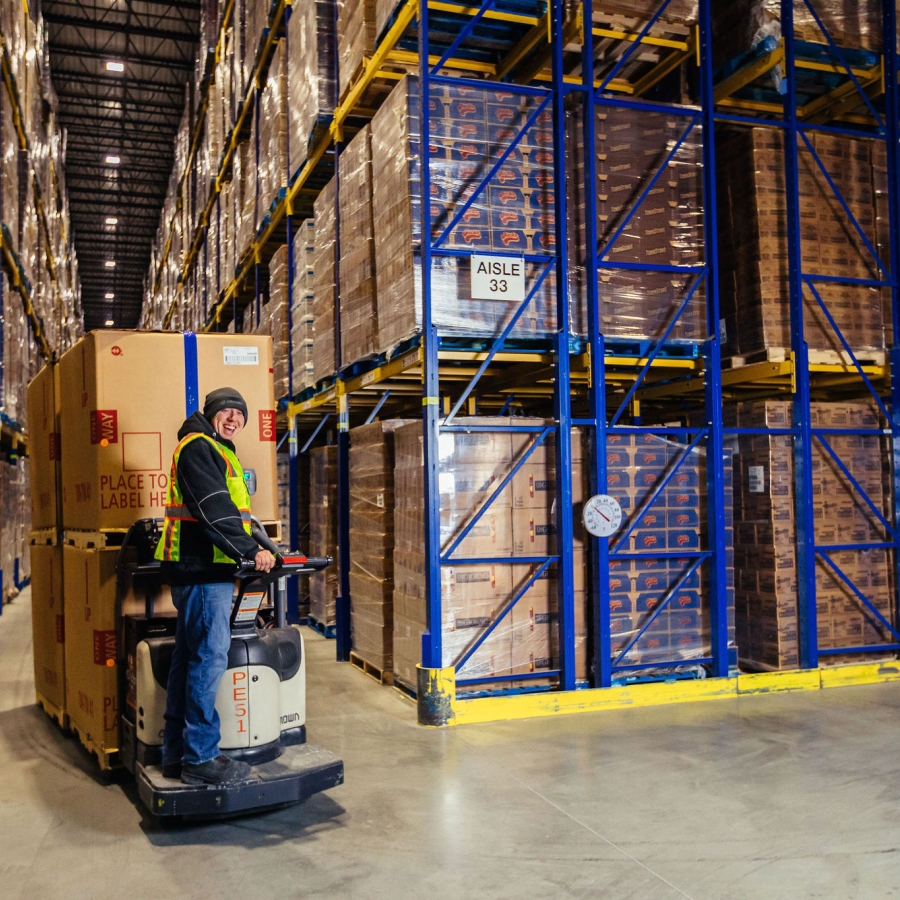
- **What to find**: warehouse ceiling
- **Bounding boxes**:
[43,0,201,331]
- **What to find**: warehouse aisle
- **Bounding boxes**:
[4,589,900,900]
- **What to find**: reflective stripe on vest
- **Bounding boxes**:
[154,433,252,565]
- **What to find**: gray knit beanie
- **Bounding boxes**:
[203,387,248,423]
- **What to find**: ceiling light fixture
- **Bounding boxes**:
[106,61,124,72]
[105,292,115,300]
[105,217,118,226]
[105,319,115,326]
[105,260,116,268]
[105,155,120,165]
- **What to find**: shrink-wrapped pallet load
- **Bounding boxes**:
[287,0,336,170]
[712,0,886,72]
[391,419,593,692]
[313,178,338,383]
[339,124,378,366]
[349,420,410,672]
[371,76,564,357]
[728,400,894,670]
[566,102,705,343]
[717,128,885,357]
[258,41,288,222]
[337,0,377,98]
[309,445,340,626]
[265,244,291,400]
[291,219,317,393]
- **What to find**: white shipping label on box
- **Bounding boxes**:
[471,254,525,303]
[748,465,765,494]
[224,346,259,366]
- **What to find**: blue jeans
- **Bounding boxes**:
[162,582,234,766]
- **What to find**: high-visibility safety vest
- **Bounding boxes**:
[155,433,252,564]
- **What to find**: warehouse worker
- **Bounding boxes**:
[155,387,276,786]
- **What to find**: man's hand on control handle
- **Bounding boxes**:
[255,549,276,573]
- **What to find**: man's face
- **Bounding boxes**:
[212,407,245,440]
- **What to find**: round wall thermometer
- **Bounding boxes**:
[583,494,623,538]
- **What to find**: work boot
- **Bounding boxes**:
[181,754,252,786]
[161,761,182,780]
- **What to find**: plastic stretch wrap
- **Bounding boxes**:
[2,99,19,257]
[309,445,340,626]
[349,420,411,671]
[601,432,735,673]
[259,41,288,223]
[337,0,377,98]
[313,179,338,383]
[567,102,705,343]
[263,244,291,400]
[717,128,885,356]
[1,457,28,600]
[372,76,567,357]
[712,0,885,71]
[391,418,590,693]
[339,125,378,366]
[236,135,255,263]
[728,400,894,670]
[288,0,336,170]
[292,219,316,393]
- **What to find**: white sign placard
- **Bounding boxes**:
[224,346,259,366]
[471,254,525,303]
[748,465,765,494]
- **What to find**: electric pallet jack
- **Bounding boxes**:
[115,518,344,818]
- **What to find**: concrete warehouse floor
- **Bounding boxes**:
[4,589,900,900]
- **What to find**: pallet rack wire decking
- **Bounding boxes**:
[144,0,900,723]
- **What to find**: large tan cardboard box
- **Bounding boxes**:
[30,541,64,711]
[59,331,278,531]
[64,544,175,757]
[26,362,60,530]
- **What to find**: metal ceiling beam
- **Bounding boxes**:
[43,12,198,44]
[46,45,194,72]
[52,71,185,94]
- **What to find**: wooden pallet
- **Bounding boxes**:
[63,529,128,550]
[307,614,337,639]
[36,692,68,730]
[393,679,417,703]
[725,347,887,369]
[69,723,119,771]
[29,529,58,547]
[260,519,283,545]
[349,651,394,686]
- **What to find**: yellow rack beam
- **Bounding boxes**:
[427,660,900,727]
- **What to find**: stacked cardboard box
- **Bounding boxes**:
[349,420,409,672]
[392,418,591,692]
[729,400,894,670]
[340,125,378,366]
[264,244,291,400]
[58,331,279,531]
[371,76,563,357]
[712,0,885,73]
[337,0,377,98]
[1,457,29,600]
[309,445,340,626]
[567,102,705,343]
[717,128,884,357]
[291,219,317,393]
[287,0,336,169]
[258,41,288,224]
[313,179,338,383]
[601,433,736,670]
[30,536,65,715]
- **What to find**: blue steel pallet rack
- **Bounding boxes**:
[188,0,900,723]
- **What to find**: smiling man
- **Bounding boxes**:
[154,387,276,786]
